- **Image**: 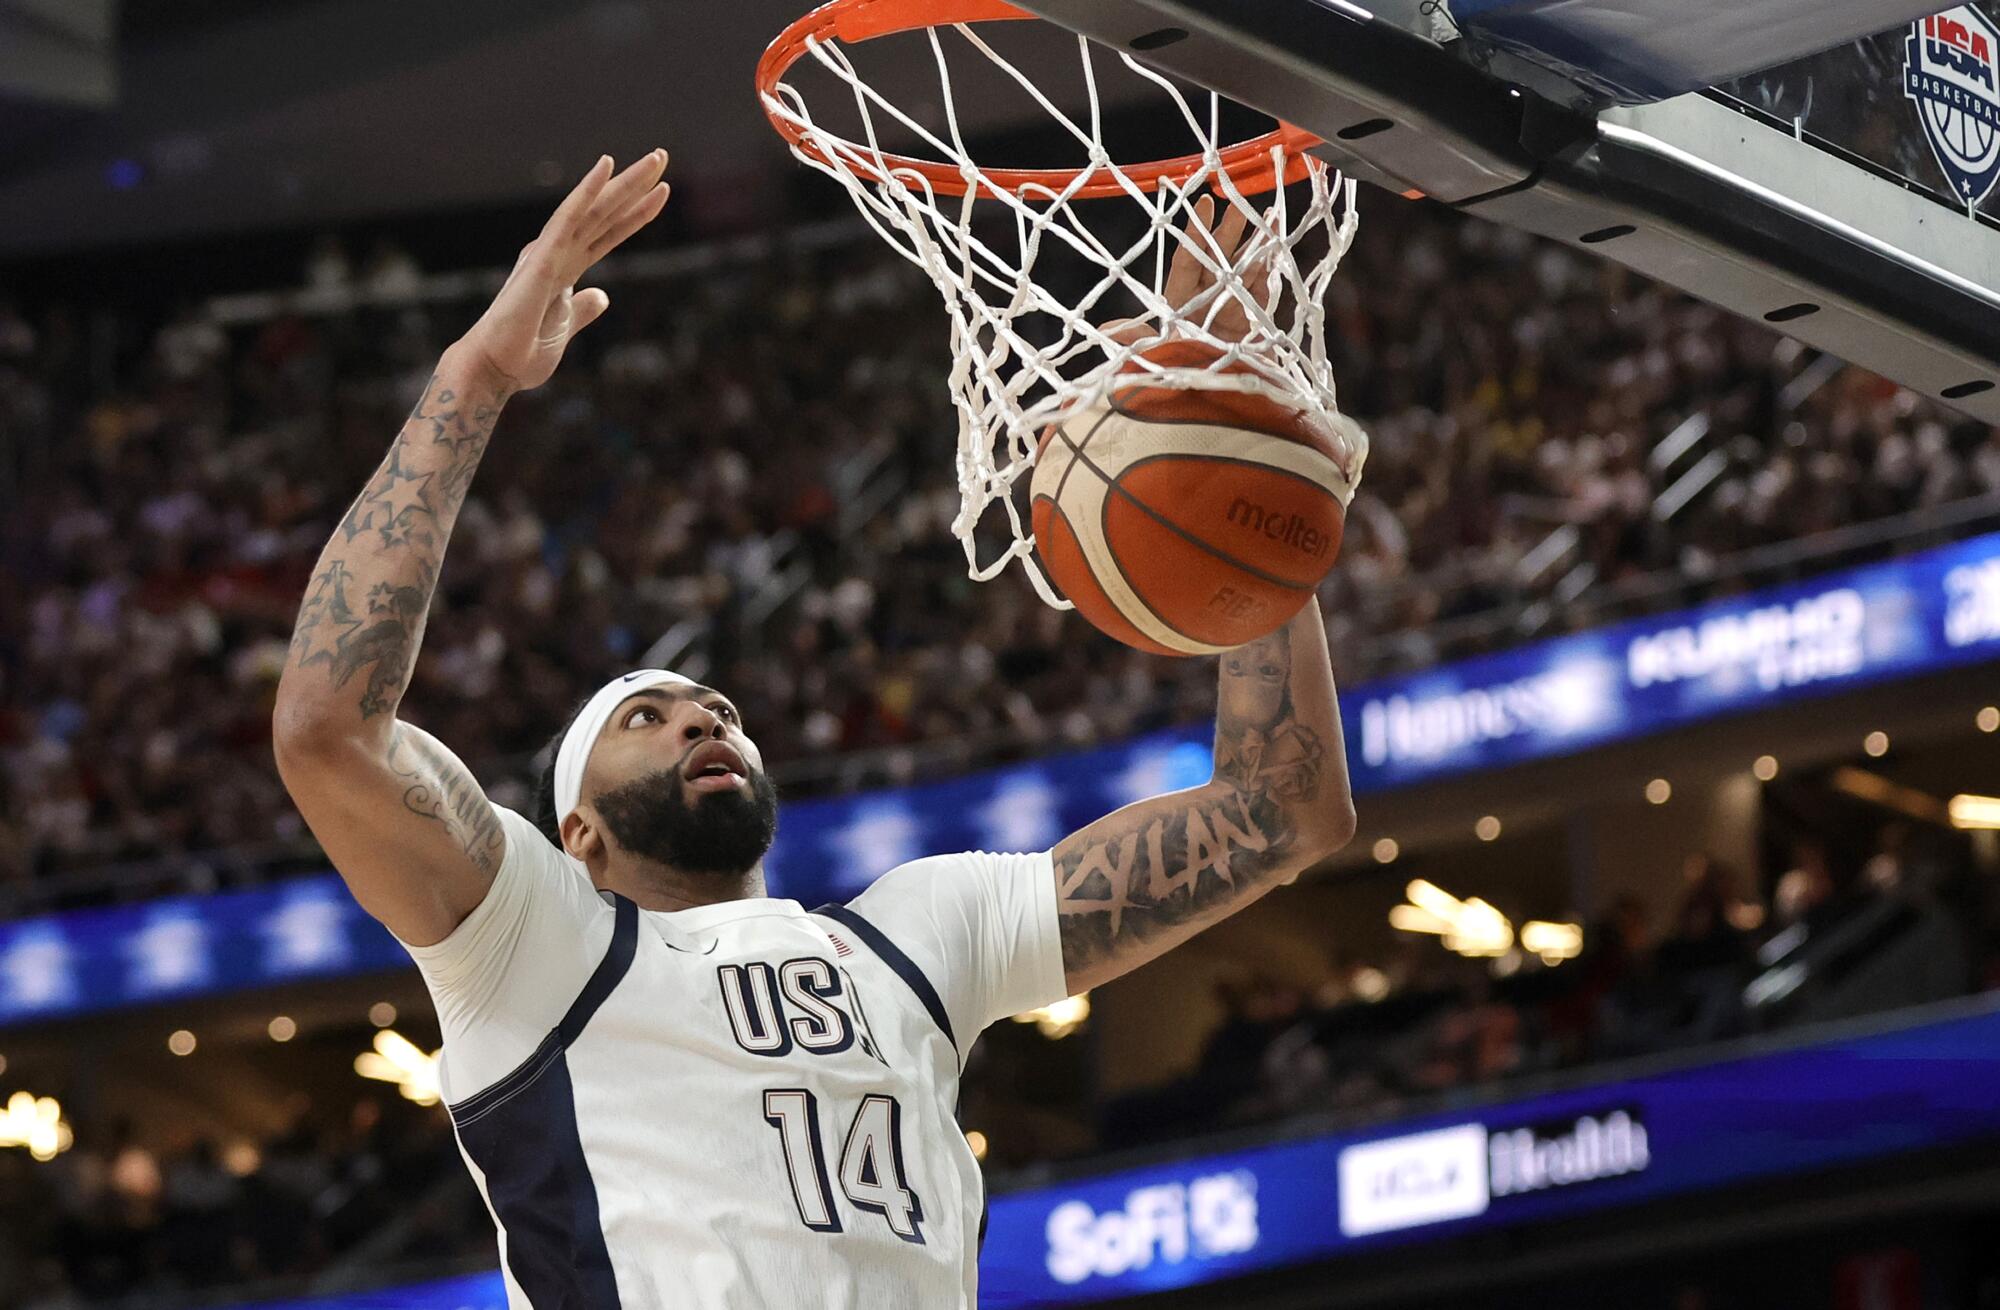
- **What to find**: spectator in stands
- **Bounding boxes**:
[160,1138,242,1287]
[1774,840,1838,928]
[1097,973,1307,1150]
[1407,969,1528,1093]
[1645,853,1757,1046]
[1542,892,1649,1063]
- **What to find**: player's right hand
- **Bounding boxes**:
[1164,195,1276,344]
[1102,195,1276,350]
[450,150,671,394]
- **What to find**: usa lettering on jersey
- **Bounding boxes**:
[717,957,889,1062]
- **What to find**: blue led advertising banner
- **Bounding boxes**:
[220,1000,2000,1309]
[975,1000,2000,1304]
[2,529,1997,1027]
[1341,525,2000,793]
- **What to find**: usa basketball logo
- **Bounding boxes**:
[1906,5,2000,207]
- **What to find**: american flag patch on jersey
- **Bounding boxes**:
[827,932,853,958]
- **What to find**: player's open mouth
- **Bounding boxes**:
[683,741,749,793]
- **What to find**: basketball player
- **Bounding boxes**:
[273,151,1357,1308]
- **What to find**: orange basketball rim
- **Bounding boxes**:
[757,0,1324,200]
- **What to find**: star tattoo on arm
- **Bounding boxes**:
[291,560,365,668]
[339,447,436,549]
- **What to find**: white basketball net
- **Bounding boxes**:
[763,20,1369,609]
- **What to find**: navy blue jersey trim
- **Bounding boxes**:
[445,895,638,1310]
[447,894,639,1120]
[814,904,958,1055]
[457,1053,622,1307]
[561,894,640,1044]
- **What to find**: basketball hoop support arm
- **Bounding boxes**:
[1016,0,2000,422]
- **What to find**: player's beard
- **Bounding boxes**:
[594,767,780,878]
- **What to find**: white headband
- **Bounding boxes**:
[554,669,697,831]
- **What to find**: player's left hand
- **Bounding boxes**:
[451,150,672,393]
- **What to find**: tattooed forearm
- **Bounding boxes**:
[1054,614,1345,984]
[291,560,437,718]
[389,725,507,877]
[280,362,510,727]
[339,444,437,548]
[1055,786,1290,967]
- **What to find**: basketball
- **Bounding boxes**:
[1031,341,1355,657]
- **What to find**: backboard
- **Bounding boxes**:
[1012,0,2000,423]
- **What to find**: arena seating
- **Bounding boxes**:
[5,206,1996,902]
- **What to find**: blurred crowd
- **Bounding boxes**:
[1102,813,1990,1151]
[3,205,1999,896]
[0,1090,488,1310]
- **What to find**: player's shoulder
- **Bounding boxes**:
[843,849,1053,920]
[487,802,565,869]
[848,850,990,900]
[479,802,614,921]
[865,849,1039,883]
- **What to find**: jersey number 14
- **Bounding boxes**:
[763,1090,926,1244]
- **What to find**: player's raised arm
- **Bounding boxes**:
[1047,196,1357,991]
[272,151,671,946]
[1051,598,1355,992]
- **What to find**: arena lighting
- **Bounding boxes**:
[1949,795,2000,830]
[1829,768,1951,824]
[1350,966,1390,1002]
[965,1130,989,1161]
[222,1141,261,1177]
[1979,707,2000,734]
[355,1030,441,1106]
[1754,755,1781,781]
[268,1016,297,1043]
[1371,837,1399,864]
[1474,815,1502,842]
[1013,993,1091,1039]
[1864,731,1891,758]
[167,1029,196,1056]
[1728,901,1768,932]
[1392,880,1514,957]
[1520,921,1585,964]
[1645,778,1672,805]
[0,1091,73,1162]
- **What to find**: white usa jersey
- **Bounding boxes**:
[401,806,1066,1309]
